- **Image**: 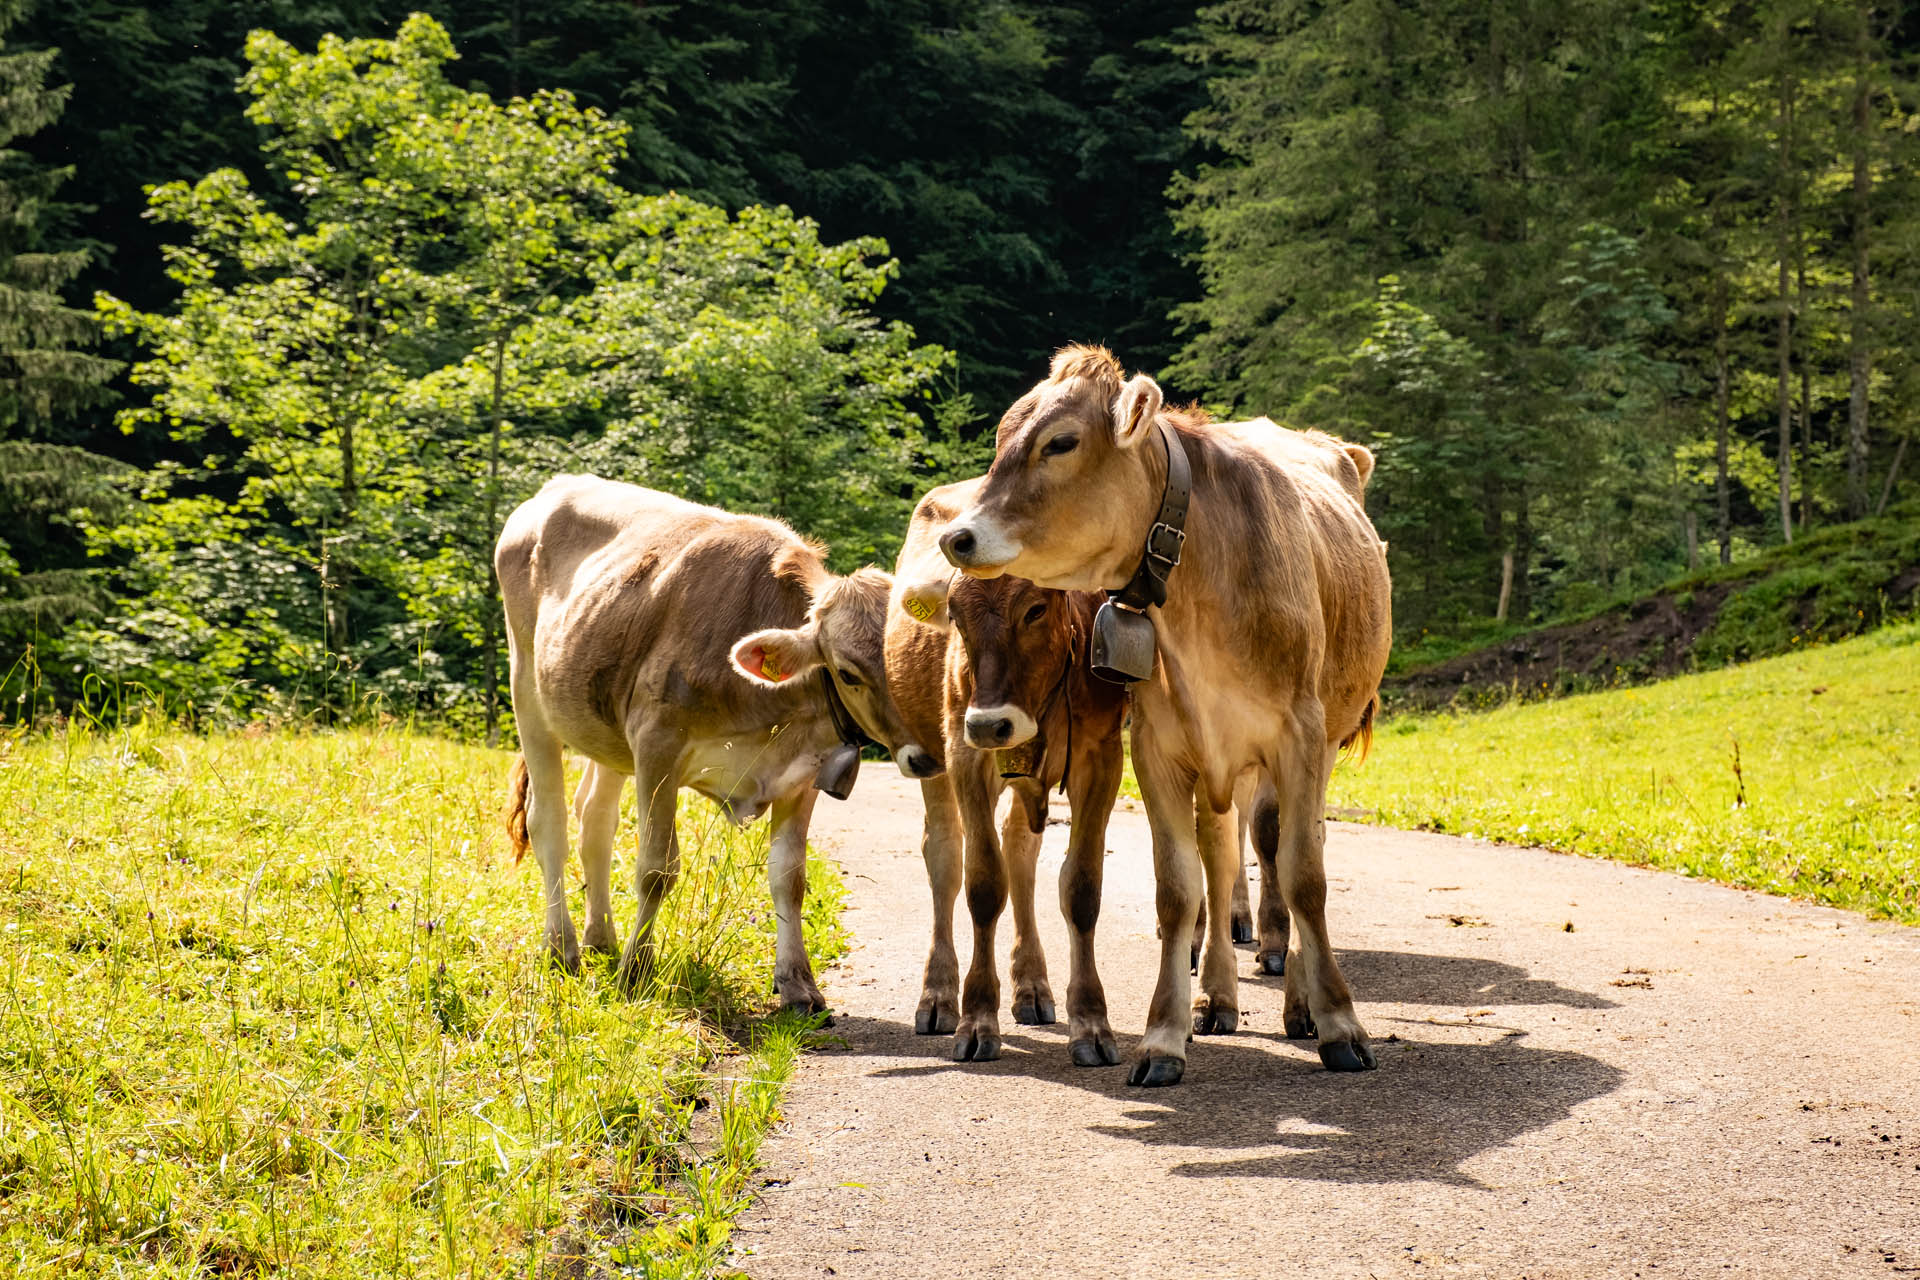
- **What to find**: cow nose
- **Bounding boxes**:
[940,525,977,565]
[895,745,941,778]
[963,709,1013,747]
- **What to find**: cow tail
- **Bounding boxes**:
[504,754,532,864]
[1339,695,1376,765]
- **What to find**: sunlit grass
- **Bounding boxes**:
[1331,622,1920,922]
[0,724,846,1277]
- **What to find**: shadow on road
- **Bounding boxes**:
[842,951,1624,1187]
[1324,949,1618,1010]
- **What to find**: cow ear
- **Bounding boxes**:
[730,624,822,687]
[1343,443,1376,491]
[1112,374,1163,450]
[896,576,951,631]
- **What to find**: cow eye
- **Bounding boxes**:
[1041,434,1079,457]
[837,667,863,688]
[1022,603,1047,625]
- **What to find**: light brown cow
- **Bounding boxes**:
[497,475,928,1011]
[888,479,1131,1067]
[937,346,1391,1084]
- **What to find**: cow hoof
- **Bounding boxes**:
[783,998,834,1026]
[1011,989,1055,1026]
[1319,1039,1377,1072]
[1257,950,1286,977]
[915,1002,958,1036]
[952,1027,1001,1062]
[1127,1054,1186,1088]
[1231,915,1254,945]
[1191,1000,1238,1036]
[550,946,582,976]
[1069,1034,1119,1067]
[1284,1010,1317,1039]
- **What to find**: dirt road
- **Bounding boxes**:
[734,772,1920,1279]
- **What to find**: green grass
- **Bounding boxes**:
[1331,622,1920,923]
[0,723,846,1278]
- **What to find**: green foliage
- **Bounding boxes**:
[79,15,955,720]
[0,0,125,659]
[1173,0,1920,637]
[0,724,848,1276]
[1334,622,1920,923]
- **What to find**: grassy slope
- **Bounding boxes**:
[0,726,846,1278]
[1331,622,1920,923]
[1385,502,1920,709]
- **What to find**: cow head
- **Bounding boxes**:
[731,566,941,778]
[898,573,1078,751]
[936,345,1169,593]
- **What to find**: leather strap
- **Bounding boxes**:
[1108,418,1190,613]
[817,668,876,750]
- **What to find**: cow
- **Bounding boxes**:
[497,475,932,1013]
[935,345,1392,1085]
[887,478,1131,1067]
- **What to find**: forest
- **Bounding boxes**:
[2,0,1916,730]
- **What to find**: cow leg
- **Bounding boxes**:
[615,760,680,995]
[1191,785,1256,966]
[1005,787,1055,1026]
[512,681,579,972]
[767,785,828,1015]
[1129,728,1202,1088]
[1229,795,1255,945]
[1061,731,1123,1067]
[915,777,962,1036]
[1249,774,1291,976]
[1277,718,1374,1072]
[1191,795,1241,1036]
[574,762,626,957]
[951,754,1006,1062]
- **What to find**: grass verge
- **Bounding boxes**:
[0,724,846,1277]
[1332,622,1920,923]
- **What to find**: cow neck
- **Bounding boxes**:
[1108,417,1191,614]
[997,621,1078,797]
[814,668,875,752]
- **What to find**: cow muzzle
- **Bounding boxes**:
[938,516,1020,576]
[894,744,942,779]
[963,704,1038,750]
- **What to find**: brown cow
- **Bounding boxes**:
[497,475,930,1011]
[936,346,1391,1084]
[888,479,1131,1067]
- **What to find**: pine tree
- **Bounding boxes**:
[0,0,123,664]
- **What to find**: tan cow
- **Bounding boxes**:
[497,475,930,1011]
[937,346,1391,1084]
[888,479,1131,1067]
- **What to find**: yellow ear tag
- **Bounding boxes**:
[907,597,932,622]
[761,651,785,681]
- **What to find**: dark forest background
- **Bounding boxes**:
[3,0,1917,727]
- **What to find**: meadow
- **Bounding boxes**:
[1330,622,1920,923]
[0,725,844,1278]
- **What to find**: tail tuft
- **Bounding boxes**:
[1339,695,1376,764]
[504,755,532,864]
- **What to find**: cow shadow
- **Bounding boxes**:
[1292,949,1619,1010]
[843,951,1624,1186]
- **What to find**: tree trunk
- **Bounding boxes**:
[1847,8,1873,519]
[1714,277,1732,565]
[1511,482,1533,621]
[329,416,356,665]
[483,334,508,746]
[1775,60,1795,544]
[1685,510,1699,573]
[1495,549,1514,624]
[1797,253,1813,531]
[1878,433,1908,516]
